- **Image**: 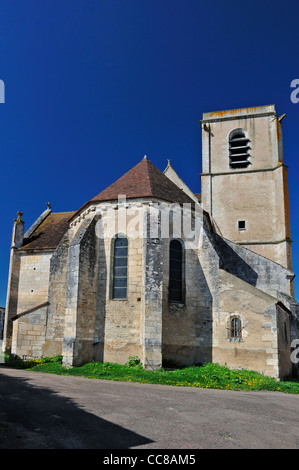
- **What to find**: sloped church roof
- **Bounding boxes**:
[69,156,196,221]
[19,157,197,251]
[92,156,194,204]
[20,212,75,251]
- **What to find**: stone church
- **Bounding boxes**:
[3,105,299,379]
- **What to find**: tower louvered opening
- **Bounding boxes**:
[229,130,251,169]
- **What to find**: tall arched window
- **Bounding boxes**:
[229,129,251,169]
[169,239,184,303]
[112,235,128,299]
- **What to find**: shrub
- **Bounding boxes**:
[126,356,141,367]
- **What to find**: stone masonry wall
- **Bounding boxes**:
[162,234,213,367]
[160,206,218,368]
[62,207,146,367]
[276,303,292,378]
[143,207,163,369]
[213,234,293,297]
[42,231,71,358]
[98,208,145,366]
[11,304,48,359]
[62,217,97,366]
[16,252,52,314]
[3,248,21,353]
[216,269,290,379]
[73,216,101,364]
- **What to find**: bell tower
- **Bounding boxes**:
[200,105,293,275]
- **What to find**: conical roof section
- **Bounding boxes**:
[69,157,195,221]
[91,156,194,204]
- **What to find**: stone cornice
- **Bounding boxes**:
[200,163,287,177]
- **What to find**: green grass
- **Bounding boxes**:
[2,354,299,394]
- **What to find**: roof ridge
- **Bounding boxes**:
[144,157,194,201]
[143,156,156,196]
[50,211,76,215]
[24,206,52,240]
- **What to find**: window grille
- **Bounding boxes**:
[231,317,242,340]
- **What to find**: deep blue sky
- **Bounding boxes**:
[0,0,299,306]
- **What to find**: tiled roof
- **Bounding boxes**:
[92,157,195,203]
[20,211,75,251]
[70,157,195,221]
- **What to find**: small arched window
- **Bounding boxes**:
[112,235,128,299]
[230,316,242,340]
[229,129,251,169]
[169,239,184,303]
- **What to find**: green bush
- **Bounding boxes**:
[125,356,141,367]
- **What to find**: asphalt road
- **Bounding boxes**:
[0,366,298,450]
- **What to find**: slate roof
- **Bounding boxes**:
[70,157,196,221]
[20,211,75,251]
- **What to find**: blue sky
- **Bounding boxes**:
[0,0,299,306]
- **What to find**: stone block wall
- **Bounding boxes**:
[162,239,213,367]
[3,249,52,356]
[98,208,145,366]
[16,252,52,314]
[11,304,48,359]
[201,107,292,271]
[143,207,163,369]
[4,198,296,379]
[276,303,292,378]
[62,208,148,367]
[160,206,219,368]
[42,232,71,358]
[216,269,291,379]
[3,248,21,353]
[0,307,5,340]
[213,234,293,297]
[62,217,97,366]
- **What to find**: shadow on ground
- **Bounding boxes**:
[0,368,153,449]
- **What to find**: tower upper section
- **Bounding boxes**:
[201,105,283,174]
[200,105,293,279]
